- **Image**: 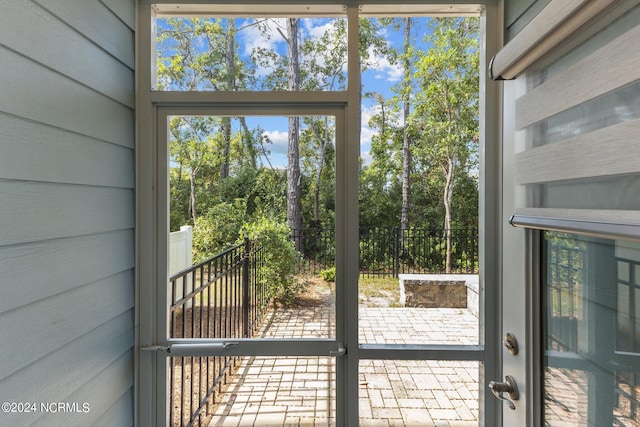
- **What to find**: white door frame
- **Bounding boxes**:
[156,102,353,427]
[135,2,504,426]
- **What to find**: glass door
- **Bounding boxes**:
[157,106,351,427]
[541,233,640,426]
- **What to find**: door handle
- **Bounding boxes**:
[489,375,519,410]
[329,343,346,357]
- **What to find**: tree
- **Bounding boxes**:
[413,17,479,273]
[157,18,257,180]
[169,116,219,224]
[286,18,303,250]
[301,117,336,227]
[400,18,412,233]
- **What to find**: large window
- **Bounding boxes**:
[154,8,347,91]
[542,232,640,426]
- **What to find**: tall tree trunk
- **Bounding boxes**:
[443,157,455,274]
[220,21,236,179]
[220,118,231,179]
[287,18,303,251]
[401,18,412,233]
[189,168,198,224]
[311,119,329,225]
[239,117,257,168]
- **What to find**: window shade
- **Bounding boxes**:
[506,2,640,239]
[490,0,624,80]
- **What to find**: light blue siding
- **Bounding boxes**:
[0,1,135,426]
[505,0,551,41]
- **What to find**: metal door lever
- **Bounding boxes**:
[329,344,346,357]
[489,375,519,410]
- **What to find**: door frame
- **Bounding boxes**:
[156,102,353,426]
[135,2,504,426]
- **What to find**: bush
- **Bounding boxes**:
[192,202,246,262]
[241,218,304,306]
[319,266,336,283]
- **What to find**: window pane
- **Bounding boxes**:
[155,17,347,91]
[358,16,480,346]
[543,232,640,426]
[168,115,337,340]
[172,356,335,426]
[359,360,479,425]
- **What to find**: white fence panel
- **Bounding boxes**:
[169,226,193,308]
[170,225,192,276]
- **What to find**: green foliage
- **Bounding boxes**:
[161,16,480,278]
[169,168,191,231]
[241,218,304,306]
[192,202,246,262]
[319,266,336,283]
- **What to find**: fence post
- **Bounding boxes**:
[470,227,476,274]
[393,227,400,278]
[242,236,250,338]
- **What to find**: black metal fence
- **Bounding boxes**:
[292,226,478,277]
[169,238,267,427]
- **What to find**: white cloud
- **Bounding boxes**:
[262,129,288,155]
[360,149,374,167]
[258,129,289,168]
[361,104,381,126]
[364,45,403,83]
[302,18,335,40]
[238,18,288,78]
[239,18,286,56]
[360,105,379,167]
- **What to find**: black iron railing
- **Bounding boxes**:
[169,238,267,427]
[292,226,478,277]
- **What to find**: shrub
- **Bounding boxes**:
[241,218,304,306]
[319,266,336,283]
[192,202,246,262]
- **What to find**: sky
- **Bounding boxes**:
[160,16,435,168]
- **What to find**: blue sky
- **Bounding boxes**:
[160,16,434,168]
[235,17,434,168]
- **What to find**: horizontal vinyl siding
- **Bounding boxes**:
[0,1,135,426]
[505,0,551,41]
[0,114,134,187]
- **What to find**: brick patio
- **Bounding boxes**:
[208,298,480,426]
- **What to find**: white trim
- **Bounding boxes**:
[137,4,499,426]
[154,3,347,16]
[479,3,502,426]
[150,90,349,105]
[136,3,166,426]
[343,6,360,425]
[153,339,343,356]
[510,208,640,241]
[359,4,483,16]
[359,344,484,360]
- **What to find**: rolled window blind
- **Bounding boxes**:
[490,0,630,80]
[506,2,640,240]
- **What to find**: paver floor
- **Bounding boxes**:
[209,297,480,427]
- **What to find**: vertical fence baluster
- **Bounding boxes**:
[169,228,479,425]
[243,237,250,338]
